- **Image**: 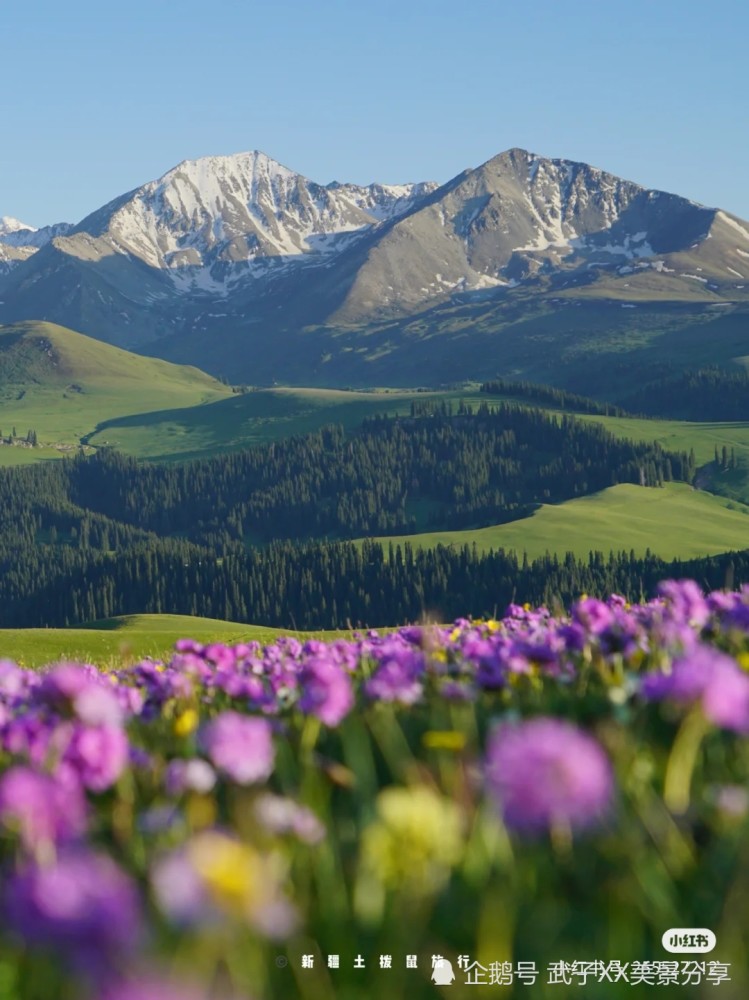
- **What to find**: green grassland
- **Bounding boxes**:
[107,385,749,499]
[3,317,749,485]
[574,414,749,505]
[85,386,490,460]
[357,482,749,561]
[80,382,749,500]
[0,321,231,461]
[0,613,346,669]
[576,413,749,466]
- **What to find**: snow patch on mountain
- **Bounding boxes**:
[0,217,36,236]
[718,211,749,243]
[0,219,74,250]
[83,151,438,293]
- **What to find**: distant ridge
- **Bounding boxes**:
[1,148,748,390]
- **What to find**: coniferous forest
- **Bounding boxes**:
[620,366,749,421]
[0,403,711,628]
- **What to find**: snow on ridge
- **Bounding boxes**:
[0,216,36,235]
[718,211,749,243]
[511,157,644,256]
[1,221,73,250]
[91,151,437,292]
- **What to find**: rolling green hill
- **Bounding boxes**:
[357,483,749,561]
[0,321,231,460]
[0,613,345,669]
[84,384,749,508]
[85,386,490,460]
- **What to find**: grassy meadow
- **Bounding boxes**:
[72,386,749,495]
[0,321,231,460]
[84,386,484,461]
[0,614,347,669]
[4,318,749,591]
[358,482,749,561]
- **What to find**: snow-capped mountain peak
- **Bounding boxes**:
[0,216,37,236]
[58,150,438,294]
[3,146,746,373]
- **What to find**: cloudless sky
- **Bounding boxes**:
[2,0,747,226]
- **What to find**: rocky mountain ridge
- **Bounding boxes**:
[1,148,748,385]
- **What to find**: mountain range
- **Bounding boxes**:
[2,148,749,392]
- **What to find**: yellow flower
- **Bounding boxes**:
[362,785,463,895]
[186,831,298,935]
[173,708,199,737]
[422,730,467,751]
[189,832,261,913]
[737,652,749,673]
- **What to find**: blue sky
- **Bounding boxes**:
[2,0,747,226]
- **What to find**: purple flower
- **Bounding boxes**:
[37,664,124,726]
[0,660,30,701]
[485,717,614,833]
[1,714,58,767]
[708,590,749,632]
[200,712,274,784]
[572,597,615,635]
[439,680,476,702]
[640,645,749,733]
[364,644,424,705]
[0,766,88,853]
[297,656,354,726]
[63,724,130,792]
[5,849,141,974]
[460,638,507,689]
[174,639,205,655]
[657,579,710,628]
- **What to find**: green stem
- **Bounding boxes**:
[300,715,322,757]
[663,707,710,815]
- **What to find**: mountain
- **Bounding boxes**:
[0,217,34,237]
[1,148,749,391]
[0,217,73,248]
[0,217,74,275]
[323,148,733,322]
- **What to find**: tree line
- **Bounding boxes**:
[620,367,749,421]
[0,533,745,630]
[0,405,700,629]
[480,379,632,416]
[0,404,694,554]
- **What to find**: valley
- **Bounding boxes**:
[2,145,749,638]
[5,9,749,999]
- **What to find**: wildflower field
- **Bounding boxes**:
[1,580,748,999]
